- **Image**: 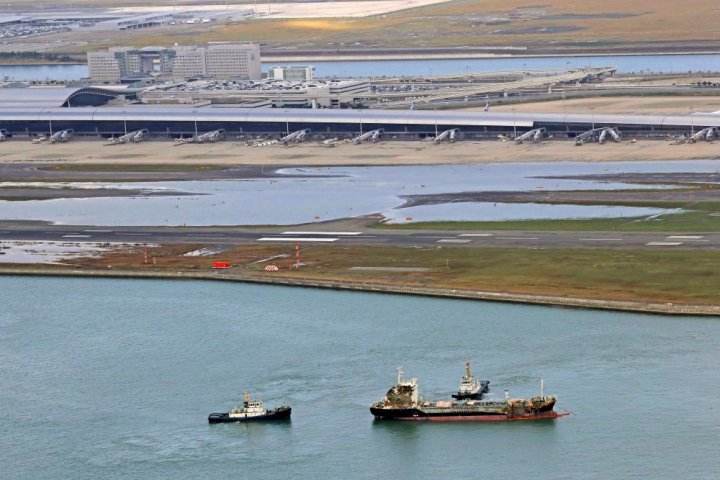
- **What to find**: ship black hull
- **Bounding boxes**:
[370,404,563,422]
[208,407,291,424]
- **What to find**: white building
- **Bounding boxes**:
[205,43,261,80]
[269,66,315,81]
[88,43,261,82]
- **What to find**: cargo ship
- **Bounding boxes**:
[370,368,567,422]
[208,392,291,423]
[452,362,489,400]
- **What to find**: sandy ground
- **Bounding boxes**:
[109,0,450,18]
[0,138,718,166]
[486,96,720,115]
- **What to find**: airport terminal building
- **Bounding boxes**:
[0,87,718,141]
[87,43,262,82]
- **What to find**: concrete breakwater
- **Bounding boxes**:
[1,267,718,316]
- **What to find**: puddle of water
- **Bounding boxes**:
[0,241,146,264]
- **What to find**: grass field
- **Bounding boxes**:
[57,243,720,305]
[132,0,720,47]
[36,0,720,53]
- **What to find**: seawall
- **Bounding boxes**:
[1,267,718,316]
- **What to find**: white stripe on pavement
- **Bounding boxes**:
[579,238,624,242]
[62,234,91,238]
[437,239,471,244]
[258,237,338,242]
[646,242,683,246]
[458,233,494,237]
[281,231,361,236]
[666,235,704,240]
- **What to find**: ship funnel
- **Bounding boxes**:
[541,378,545,398]
[504,388,509,401]
[397,367,404,385]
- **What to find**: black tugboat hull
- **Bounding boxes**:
[208,407,292,423]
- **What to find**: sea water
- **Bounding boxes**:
[1,276,718,479]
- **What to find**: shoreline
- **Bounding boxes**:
[263,50,720,63]
[3,49,720,68]
[1,267,717,316]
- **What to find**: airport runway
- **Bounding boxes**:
[0,223,718,250]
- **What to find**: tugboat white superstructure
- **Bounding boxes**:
[452,361,490,400]
[208,392,291,423]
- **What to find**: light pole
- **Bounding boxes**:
[590,107,595,132]
[512,108,517,139]
[690,106,695,137]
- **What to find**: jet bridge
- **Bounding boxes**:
[352,128,384,144]
[49,129,73,143]
[514,127,546,144]
[196,128,225,143]
[686,127,718,143]
[433,128,462,144]
[281,128,311,144]
[575,127,621,145]
[110,129,149,144]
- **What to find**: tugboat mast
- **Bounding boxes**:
[466,361,472,379]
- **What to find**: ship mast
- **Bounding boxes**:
[466,361,472,379]
[397,367,403,384]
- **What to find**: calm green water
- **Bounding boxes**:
[1,276,719,479]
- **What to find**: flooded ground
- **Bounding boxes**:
[0,160,717,226]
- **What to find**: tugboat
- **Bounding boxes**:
[370,368,567,422]
[452,362,489,400]
[208,392,291,423]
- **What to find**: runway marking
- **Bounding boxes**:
[116,233,152,236]
[62,234,91,238]
[458,233,494,237]
[437,239,471,244]
[258,237,338,242]
[646,242,683,246]
[666,235,704,240]
[497,237,539,240]
[281,231,362,236]
[579,238,624,242]
[84,229,113,233]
